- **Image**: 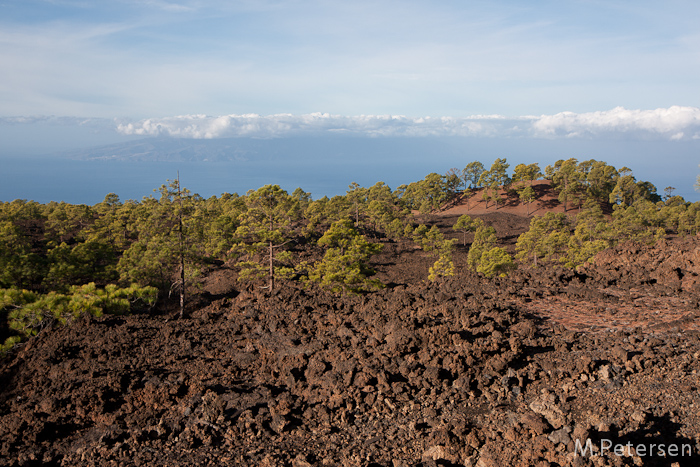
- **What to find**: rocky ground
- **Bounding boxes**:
[1,215,699,467]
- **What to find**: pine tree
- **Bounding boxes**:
[515,212,570,267]
[512,163,542,187]
[444,168,462,197]
[663,186,676,201]
[411,224,458,280]
[44,239,117,290]
[398,173,450,214]
[583,160,618,204]
[453,214,478,246]
[309,220,383,293]
[467,222,496,271]
[428,254,455,281]
[512,163,541,214]
[117,177,202,317]
[548,158,583,211]
[233,185,296,293]
[44,202,93,244]
[317,218,356,253]
[518,185,536,215]
[199,193,245,259]
[0,220,46,289]
[478,159,511,209]
[608,169,661,207]
[476,247,514,277]
[346,182,368,226]
[462,161,485,189]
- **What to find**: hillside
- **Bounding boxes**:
[2,163,700,466]
[440,180,579,217]
[1,217,699,466]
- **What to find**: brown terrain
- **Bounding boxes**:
[1,187,700,467]
[441,180,574,217]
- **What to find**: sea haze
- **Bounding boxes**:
[1,135,698,204]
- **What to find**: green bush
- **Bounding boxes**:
[0,283,157,356]
[476,247,514,278]
[308,221,384,294]
[428,254,455,281]
[0,336,21,357]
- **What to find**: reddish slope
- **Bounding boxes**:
[440,180,572,217]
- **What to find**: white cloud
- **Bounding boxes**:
[115,107,700,141]
[116,113,519,138]
[531,106,700,139]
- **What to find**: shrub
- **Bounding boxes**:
[428,254,455,281]
[0,283,157,356]
[476,247,514,277]
[308,221,384,294]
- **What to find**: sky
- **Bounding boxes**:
[1,0,699,201]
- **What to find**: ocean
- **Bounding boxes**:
[1,135,699,204]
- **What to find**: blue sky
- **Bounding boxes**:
[2,0,699,117]
[1,0,699,200]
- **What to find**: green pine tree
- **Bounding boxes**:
[118,177,203,317]
[453,214,479,246]
[309,220,383,293]
[232,185,297,293]
[467,222,496,271]
[476,247,514,277]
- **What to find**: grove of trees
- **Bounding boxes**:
[2,158,700,354]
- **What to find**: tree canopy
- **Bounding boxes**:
[2,159,698,354]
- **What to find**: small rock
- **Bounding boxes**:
[612,346,630,363]
[270,414,287,434]
[530,393,566,429]
[630,410,647,423]
[548,426,572,445]
[292,454,313,467]
[421,445,458,463]
[520,412,549,435]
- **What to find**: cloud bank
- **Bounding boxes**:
[532,106,700,140]
[115,107,700,141]
[115,113,527,139]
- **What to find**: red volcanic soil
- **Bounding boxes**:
[442,180,572,217]
[1,190,700,466]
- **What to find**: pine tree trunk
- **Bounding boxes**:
[177,175,185,319]
[179,259,185,319]
[268,240,274,293]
